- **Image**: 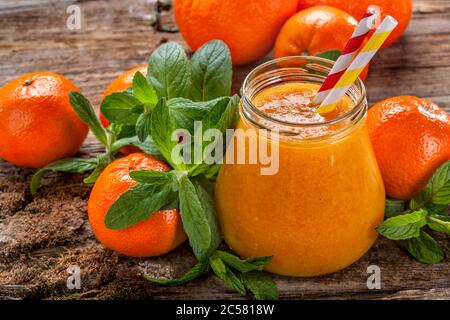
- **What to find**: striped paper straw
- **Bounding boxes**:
[314,7,380,105]
[317,15,398,115]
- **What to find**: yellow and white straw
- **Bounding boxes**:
[313,6,380,105]
[317,15,398,115]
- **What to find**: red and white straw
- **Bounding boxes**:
[313,6,380,105]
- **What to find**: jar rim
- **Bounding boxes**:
[241,55,367,128]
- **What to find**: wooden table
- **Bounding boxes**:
[1,0,449,300]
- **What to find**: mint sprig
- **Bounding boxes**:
[29,40,278,299]
[379,161,450,264]
[103,40,277,299]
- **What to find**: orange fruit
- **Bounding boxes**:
[174,0,298,65]
[274,6,369,80]
[0,72,88,168]
[297,0,413,49]
[367,96,450,200]
[87,153,186,257]
[100,65,148,155]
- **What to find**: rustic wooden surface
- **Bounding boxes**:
[1,0,450,300]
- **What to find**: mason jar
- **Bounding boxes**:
[215,56,385,277]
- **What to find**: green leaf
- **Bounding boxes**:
[188,96,238,176]
[111,136,163,160]
[144,261,208,286]
[402,231,444,264]
[135,112,152,142]
[190,176,222,259]
[83,153,112,184]
[150,98,180,168]
[210,256,246,295]
[148,42,191,99]
[190,40,232,102]
[201,97,232,133]
[168,98,211,133]
[385,198,406,218]
[377,209,428,240]
[100,92,142,126]
[69,92,108,145]
[177,175,213,260]
[424,203,449,215]
[241,271,279,300]
[132,71,158,106]
[427,214,450,234]
[315,50,341,62]
[411,161,450,209]
[30,158,97,196]
[129,170,176,186]
[215,251,272,273]
[105,181,177,230]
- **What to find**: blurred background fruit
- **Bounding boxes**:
[0,72,88,168]
[88,153,186,257]
[174,0,298,65]
[367,96,450,200]
[297,0,413,48]
[274,5,369,80]
[100,65,148,154]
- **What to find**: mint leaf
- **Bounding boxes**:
[177,175,213,260]
[105,180,177,230]
[201,97,233,133]
[402,231,444,264]
[129,170,176,186]
[215,251,272,273]
[30,158,97,196]
[148,42,191,99]
[150,98,182,168]
[191,176,221,259]
[83,153,112,184]
[424,203,449,215]
[190,40,232,102]
[144,261,208,286]
[188,96,238,176]
[385,198,406,218]
[111,136,163,160]
[136,112,152,142]
[427,214,450,234]
[241,271,279,300]
[210,256,246,295]
[315,50,341,62]
[69,91,108,145]
[377,209,428,240]
[168,98,211,133]
[411,161,450,209]
[132,71,158,106]
[100,92,143,126]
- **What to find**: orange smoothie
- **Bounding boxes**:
[215,81,385,277]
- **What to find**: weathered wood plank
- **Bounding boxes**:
[0,0,449,300]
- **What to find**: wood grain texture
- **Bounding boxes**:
[0,0,449,300]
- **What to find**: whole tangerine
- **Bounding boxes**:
[367,96,450,200]
[297,0,413,49]
[174,0,298,65]
[0,72,88,168]
[274,6,369,80]
[87,153,186,257]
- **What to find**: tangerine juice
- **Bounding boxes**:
[215,73,385,277]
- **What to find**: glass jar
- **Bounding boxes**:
[215,56,385,277]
